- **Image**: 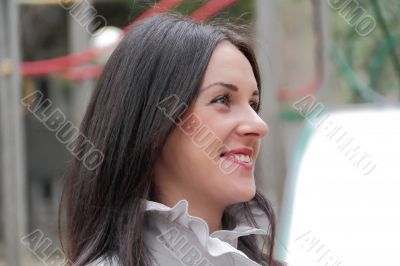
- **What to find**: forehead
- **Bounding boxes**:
[201,41,258,91]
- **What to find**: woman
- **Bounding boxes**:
[59,12,284,266]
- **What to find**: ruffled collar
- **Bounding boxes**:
[143,199,269,264]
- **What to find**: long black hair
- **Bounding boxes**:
[59,12,284,266]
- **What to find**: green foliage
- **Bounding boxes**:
[331,0,400,102]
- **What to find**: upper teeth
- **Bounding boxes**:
[233,154,251,163]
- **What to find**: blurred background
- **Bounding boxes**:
[0,0,399,265]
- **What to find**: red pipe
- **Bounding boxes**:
[62,0,237,81]
[21,0,183,76]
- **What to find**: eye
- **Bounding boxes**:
[250,100,260,112]
[211,93,231,107]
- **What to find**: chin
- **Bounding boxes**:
[228,185,256,205]
[241,187,257,201]
[215,171,257,205]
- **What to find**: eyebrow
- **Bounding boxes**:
[200,82,259,96]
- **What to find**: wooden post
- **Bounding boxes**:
[68,0,95,126]
[0,0,28,265]
[254,0,286,214]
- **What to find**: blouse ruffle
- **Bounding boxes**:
[143,199,270,264]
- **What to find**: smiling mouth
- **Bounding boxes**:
[219,150,254,171]
[220,154,253,170]
[220,152,252,163]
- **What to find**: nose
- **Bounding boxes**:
[236,106,269,138]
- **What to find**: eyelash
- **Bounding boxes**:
[212,93,260,111]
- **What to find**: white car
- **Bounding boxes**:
[276,108,400,266]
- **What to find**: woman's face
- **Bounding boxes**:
[154,41,269,207]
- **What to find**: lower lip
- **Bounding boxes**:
[221,155,253,170]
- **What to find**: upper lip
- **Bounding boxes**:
[221,147,253,158]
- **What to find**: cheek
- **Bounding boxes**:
[180,112,233,175]
[180,128,219,172]
[164,126,214,176]
[167,125,225,188]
